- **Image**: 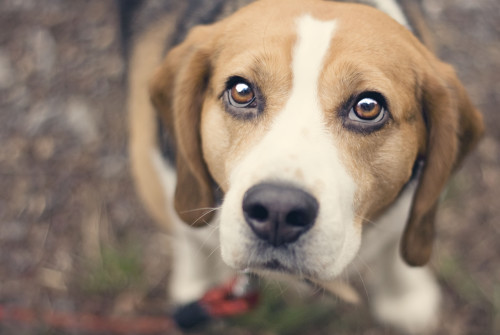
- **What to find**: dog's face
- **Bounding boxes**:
[150,0,483,281]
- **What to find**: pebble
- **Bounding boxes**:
[33,136,56,160]
[0,49,15,89]
[38,268,67,291]
[99,155,127,179]
[26,193,47,218]
[32,28,57,77]
[65,98,99,145]
[478,136,499,163]
[422,0,445,18]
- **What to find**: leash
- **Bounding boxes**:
[0,305,176,334]
[0,274,259,334]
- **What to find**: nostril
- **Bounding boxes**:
[286,209,311,227]
[247,204,269,222]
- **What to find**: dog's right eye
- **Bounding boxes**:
[223,76,262,119]
[229,82,255,107]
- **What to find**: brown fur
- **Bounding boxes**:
[402,62,484,266]
[144,0,483,265]
[128,10,185,230]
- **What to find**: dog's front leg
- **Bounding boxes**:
[369,240,441,335]
[169,216,234,305]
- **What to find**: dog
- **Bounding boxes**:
[126,0,484,333]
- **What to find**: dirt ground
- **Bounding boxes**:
[0,0,499,334]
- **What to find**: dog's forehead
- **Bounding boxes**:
[217,0,414,49]
[212,0,422,97]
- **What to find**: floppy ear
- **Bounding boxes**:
[401,62,484,266]
[149,25,216,227]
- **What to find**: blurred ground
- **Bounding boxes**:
[0,0,499,334]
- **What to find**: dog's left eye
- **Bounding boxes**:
[229,82,255,107]
[342,92,390,133]
[349,95,386,123]
[352,97,383,121]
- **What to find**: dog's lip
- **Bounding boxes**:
[245,259,297,275]
[263,259,288,270]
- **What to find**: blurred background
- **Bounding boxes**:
[0,0,498,334]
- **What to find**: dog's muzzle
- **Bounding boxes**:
[242,183,319,247]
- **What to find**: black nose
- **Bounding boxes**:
[242,183,319,247]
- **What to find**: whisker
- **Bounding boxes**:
[191,207,220,226]
[276,279,285,297]
[355,263,370,302]
[357,255,374,277]
[246,247,258,270]
[310,281,324,297]
[197,223,220,254]
[180,206,222,214]
[354,214,378,226]
[206,245,221,260]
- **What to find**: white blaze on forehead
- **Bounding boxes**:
[291,15,337,109]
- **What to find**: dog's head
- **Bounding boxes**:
[150,0,483,281]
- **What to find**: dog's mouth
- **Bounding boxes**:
[247,258,307,278]
[262,259,290,271]
[236,239,322,279]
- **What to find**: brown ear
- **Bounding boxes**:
[401,62,484,266]
[149,26,216,227]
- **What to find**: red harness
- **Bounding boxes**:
[173,274,260,329]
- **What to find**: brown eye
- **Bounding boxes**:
[344,92,389,133]
[353,97,382,120]
[229,82,255,107]
[223,76,262,119]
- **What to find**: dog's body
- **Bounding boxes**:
[126,0,483,333]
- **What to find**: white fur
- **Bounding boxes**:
[219,15,360,281]
[149,4,440,333]
[370,0,411,29]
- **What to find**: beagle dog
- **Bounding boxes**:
[127,0,483,333]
